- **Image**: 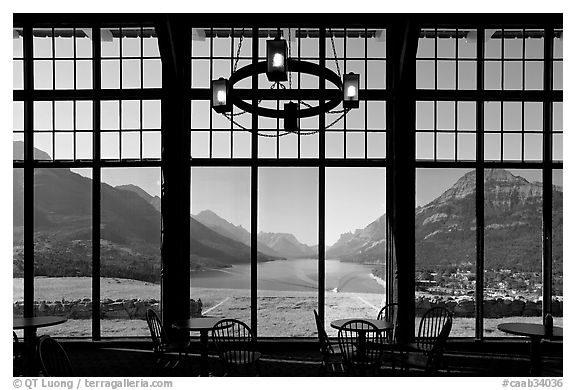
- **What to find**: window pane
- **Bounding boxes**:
[122,59,142,89]
[325,132,343,158]
[437,60,456,90]
[504,61,522,90]
[258,167,318,337]
[101,60,120,89]
[417,60,435,89]
[190,167,251,325]
[458,61,476,90]
[346,132,365,158]
[416,132,434,160]
[191,131,210,158]
[524,61,543,90]
[416,168,476,337]
[416,101,434,130]
[101,167,161,337]
[33,168,92,336]
[552,170,563,319]
[484,61,502,90]
[437,133,455,160]
[34,60,54,90]
[485,169,543,336]
[13,168,24,321]
[325,167,387,335]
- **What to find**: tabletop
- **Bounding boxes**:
[330,318,392,332]
[13,316,67,330]
[497,323,563,339]
[172,317,223,331]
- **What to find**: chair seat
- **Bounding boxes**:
[330,343,343,355]
[402,351,430,368]
[222,350,261,365]
[162,339,190,353]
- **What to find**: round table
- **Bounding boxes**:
[330,318,391,332]
[497,322,563,375]
[173,317,223,376]
[13,316,68,330]
[13,316,68,375]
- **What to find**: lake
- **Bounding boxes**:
[190,258,385,294]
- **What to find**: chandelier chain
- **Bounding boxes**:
[329,28,342,78]
[288,28,293,94]
[233,28,245,73]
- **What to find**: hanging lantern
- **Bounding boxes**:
[211,77,231,113]
[342,72,359,109]
[284,102,299,131]
[266,38,288,82]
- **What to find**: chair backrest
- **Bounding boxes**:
[376,303,398,342]
[313,309,335,356]
[13,331,23,376]
[416,306,453,353]
[337,319,384,368]
[38,335,73,377]
[212,319,257,365]
[145,309,168,353]
[425,315,453,372]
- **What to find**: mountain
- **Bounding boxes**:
[327,169,563,272]
[116,184,161,212]
[193,210,283,258]
[326,214,387,263]
[12,142,280,282]
[257,232,316,259]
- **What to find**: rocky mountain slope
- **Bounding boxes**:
[327,169,563,272]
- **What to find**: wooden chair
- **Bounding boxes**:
[37,335,73,377]
[337,319,384,376]
[145,309,190,370]
[13,332,24,376]
[376,303,400,371]
[402,306,453,375]
[313,310,344,375]
[212,319,261,376]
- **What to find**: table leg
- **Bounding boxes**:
[22,329,39,376]
[199,330,209,377]
[529,337,541,376]
[358,331,367,376]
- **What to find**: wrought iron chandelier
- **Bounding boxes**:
[210,29,359,137]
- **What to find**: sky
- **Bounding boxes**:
[14,26,564,247]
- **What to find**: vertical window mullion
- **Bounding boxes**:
[475,27,485,341]
[364,28,368,159]
[92,26,102,341]
[119,28,123,160]
[500,28,504,162]
[140,28,144,160]
[209,28,213,158]
[521,29,526,162]
[230,28,234,158]
[52,28,55,160]
[542,26,554,321]
[343,28,347,158]
[73,28,77,161]
[455,28,459,160]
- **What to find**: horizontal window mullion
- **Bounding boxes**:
[415,90,562,101]
[14,89,164,101]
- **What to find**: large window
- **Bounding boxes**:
[13,26,163,338]
[415,26,562,338]
[14,18,560,340]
